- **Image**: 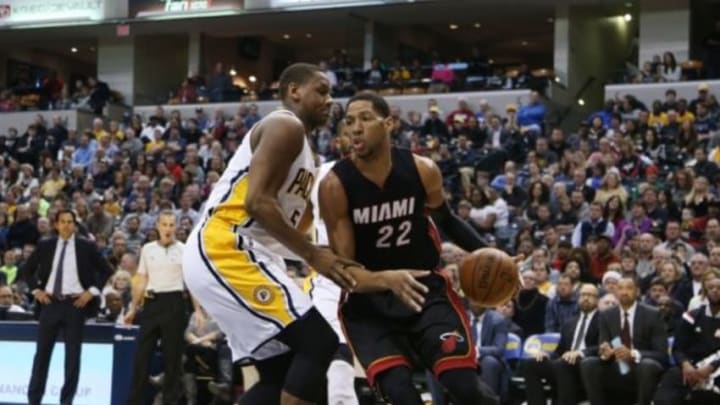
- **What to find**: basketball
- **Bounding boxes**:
[459,248,519,306]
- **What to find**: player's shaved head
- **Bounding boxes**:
[278,63,323,100]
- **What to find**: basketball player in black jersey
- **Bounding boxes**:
[319,92,498,405]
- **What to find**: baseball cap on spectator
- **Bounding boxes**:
[698,83,710,92]
[505,104,517,112]
[645,165,659,177]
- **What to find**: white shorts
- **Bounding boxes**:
[305,273,345,344]
[183,219,312,362]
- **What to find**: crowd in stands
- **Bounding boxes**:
[2,76,720,402]
[169,55,542,105]
[0,75,114,114]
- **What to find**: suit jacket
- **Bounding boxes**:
[598,302,668,365]
[673,278,695,309]
[473,310,510,360]
[553,312,600,359]
[22,236,113,317]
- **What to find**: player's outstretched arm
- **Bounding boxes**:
[245,115,356,289]
[414,154,488,253]
[319,171,429,311]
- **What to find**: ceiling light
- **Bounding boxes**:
[305,33,312,38]
[283,34,291,39]
[249,75,257,83]
[521,41,528,46]
[229,68,237,76]
[473,22,481,28]
[554,76,561,83]
[578,99,585,106]
[89,46,96,52]
[449,24,458,30]
[488,58,494,64]
[547,17,554,23]
[624,13,632,22]
[71,47,78,53]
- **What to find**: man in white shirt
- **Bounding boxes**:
[24,209,113,405]
[125,210,197,405]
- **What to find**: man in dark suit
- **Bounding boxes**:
[23,209,113,405]
[580,276,668,405]
[468,299,510,400]
[522,283,600,405]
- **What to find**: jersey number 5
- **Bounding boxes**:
[376,220,412,248]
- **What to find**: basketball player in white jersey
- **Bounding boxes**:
[183,63,428,405]
[304,130,359,405]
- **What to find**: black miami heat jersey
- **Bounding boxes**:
[332,148,443,318]
[332,147,440,271]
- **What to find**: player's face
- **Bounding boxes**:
[297,72,332,128]
[345,100,392,158]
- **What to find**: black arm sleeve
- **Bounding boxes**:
[429,201,487,253]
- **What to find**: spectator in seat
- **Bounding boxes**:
[660,52,681,82]
[589,234,621,284]
[517,91,546,134]
[545,274,580,333]
[654,277,720,405]
[495,299,524,337]
[422,105,449,141]
[466,299,510,401]
[445,98,474,127]
[513,270,549,338]
[98,290,125,324]
[659,220,695,260]
[177,78,197,104]
[207,62,232,103]
[0,249,18,285]
[689,83,711,114]
[523,283,600,405]
[580,276,668,405]
[85,199,114,241]
[675,253,710,308]
[572,201,614,248]
[8,205,38,249]
[87,77,110,115]
[0,285,24,313]
[183,306,223,405]
[365,58,385,88]
[692,151,719,185]
[614,202,653,250]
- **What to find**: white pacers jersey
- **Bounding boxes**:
[200,109,317,260]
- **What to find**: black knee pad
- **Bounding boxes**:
[439,368,499,405]
[276,308,339,401]
[375,366,423,405]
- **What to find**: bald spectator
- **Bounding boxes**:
[0,285,24,313]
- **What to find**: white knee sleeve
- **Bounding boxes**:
[326,359,359,405]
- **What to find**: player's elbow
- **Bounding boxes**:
[245,193,271,221]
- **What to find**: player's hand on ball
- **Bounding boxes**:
[383,270,430,312]
[309,247,359,290]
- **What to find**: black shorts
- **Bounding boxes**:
[339,271,476,386]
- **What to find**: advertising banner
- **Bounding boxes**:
[130,0,243,18]
[0,0,108,26]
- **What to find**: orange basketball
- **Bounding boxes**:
[459,248,519,306]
